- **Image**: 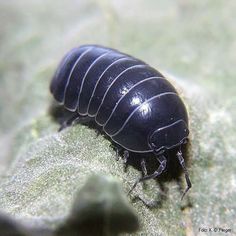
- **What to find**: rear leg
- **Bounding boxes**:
[141,158,148,189]
[123,150,130,172]
[109,143,123,161]
[58,113,79,131]
[58,113,91,132]
[141,158,147,176]
[110,145,130,171]
[109,144,130,171]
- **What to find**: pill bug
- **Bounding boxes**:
[50,45,191,198]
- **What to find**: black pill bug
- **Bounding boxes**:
[50,45,191,199]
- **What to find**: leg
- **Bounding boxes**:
[128,155,167,195]
[140,158,148,189]
[115,147,120,161]
[58,113,80,132]
[141,158,147,176]
[95,129,101,137]
[110,144,127,162]
[123,150,129,172]
[177,149,192,200]
[110,144,122,161]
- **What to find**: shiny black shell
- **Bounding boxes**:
[50,45,188,153]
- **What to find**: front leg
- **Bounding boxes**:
[128,155,167,195]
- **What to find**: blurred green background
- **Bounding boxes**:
[0,0,235,235]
